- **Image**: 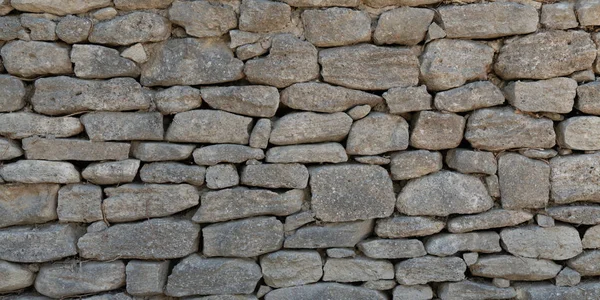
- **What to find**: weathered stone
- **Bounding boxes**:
[20,14,56,41]
[568,250,600,276]
[89,12,169,45]
[0,223,84,263]
[282,0,358,6]
[0,138,22,160]
[504,77,577,113]
[434,81,505,113]
[576,81,600,114]
[323,257,394,282]
[470,255,562,280]
[555,267,581,287]
[547,206,600,225]
[81,112,163,141]
[320,44,419,90]
[374,7,433,45]
[0,183,58,228]
[550,153,600,203]
[153,86,202,115]
[203,216,283,257]
[115,0,174,10]
[245,34,319,88]
[0,112,83,139]
[349,105,371,120]
[35,261,124,298]
[10,0,105,15]
[346,112,409,155]
[57,184,102,223]
[520,148,558,159]
[354,155,390,165]
[91,7,116,20]
[513,282,593,300]
[0,160,80,184]
[132,142,195,162]
[270,112,352,145]
[395,256,466,285]
[397,171,493,216]
[1,41,71,77]
[239,0,290,32]
[71,44,139,79]
[584,225,600,249]
[284,211,315,232]
[390,150,442,180]
[265,283,386,300]
[78,218,199,260]
[284,220,373,248]
[496,31,596,80]
[446,149,496,175]
[541,2,578,29]
[426,22,446,42]
[358,239,426,259]
[140,162,205,186]
[121,43,147,64]
[126,261,169,296]
[363,280,396,291]
[281,82,382,113]
[536,214,555,227]
[498,153,550,209]
[425,232,501,256]
[82,159,140,185]
[392,285,432,300]
[410,111,465,150]
[266,143,348,163]
[261,250,322,288]
[166,110,252,144]
[241,163,308,189]
[193,144,263,165]
[205,164,239,189]
[249,119,271,149]
[447,209,533,233]
[487,175,500,197]
[576,0,600,26]
[383,85,431,114]
[0,260,35,292]
[0,16,23,41]
[438,281,516,300]
[142,38,243,86]
[169,0,236,38]
[22,137,130,161]
[463,252,479,267]
[465,107,556,151]
[302,8,370,47]
[102,184,199,223]
[235,39,271,61]
[229,30,261,48]
[202,86,279,118]
[375,216,445,238]
[0,75,25,112]
[557,117,600,150]
[327,248,355,258]
[56,15,91,43]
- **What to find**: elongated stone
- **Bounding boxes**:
[0,260,35,293]
[260,250,323,288]
[395,256,466,285]
[264,283,387,300]
[140,162,205,186]
[547,206,600,225]
[22,137,130,161]
[81,112,164,141]
[11,0,110,15]
[358,239,426,259]
[0,160,80,184]
[0,75,26,113]
[375,216,445,238]
[270,112,352,145]
[501,225,582,260]
[284,220,373,248]
[346,112,409,155]
[438,281,516,300]
[71,44,139,79]
[132,142,195,161]
[447,209,533,233]
[1,40,71,77]
[567,250,600,276]
[281,82,382,113]
[166,110,252,144]
[551,153,600,203]
[203,217,284,257]
[82,160,140,185]
[434,81,505,113]
[323,257,394,282]
[115,0,174,10]
[390,150,442,180]
[89,12,170,45]
[0,112,83,139]
[193,144,264,165]
[0,183,58,228]
[282,0,358,6]
[202,86,279,118]
[266,143,348,164]
[425,232,501,256]
[240,163,309,189]
[504,77,577,113]
[154,86,202,115]
[470,255,562,280]
[513,282,592,300]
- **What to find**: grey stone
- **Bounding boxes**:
[236,41,271,64]
[82,159,140,185]
[555,267,581,287]
[447,209,533,233]
[347,105,370,120]
[81,293,132,300]
[354,155,390,165]
[465,107,556,151]
[0,260,35,293]
[519,148,558,159]
[270,112,352,145]
[284,211,315,232]
[281,82,382,113]
[11,0,110,15]
[245,34,319,88]
[358,239,426,259]
[541,2,578,29]
[576,81,600,114]
[241,163,308,189]
[426,22,446,42]
[397,171,493,216]
[0,183,58,228]
[35,261,124,298]
[20,14,56,41]
[132,142,195,162]
[320,44,419,90]
[257,286,272,298]
[327,248,355,258]
[346,112,409,155]
[93,8,116,20]
[206,164,239,189]
[0,112,83,139]
[492,278,510,288]
[557,117,600,150]
[114,0,174,10]
[266,143,348,164]
[446,149,497,175]
[383,85,432,114]
[302,8,371,47]
[126,261,169,296]
[89,12,170,45]
[0,160,80,184]
[513,282,589,300]
[374,7,433,45]
[187,295,258,300]
[410,111,465,150]
[284,220,373,248]
[81,112,163,141]
[77,218,199,260]
[249,119,271,149]
[102,184,199,223]
[362,280,396,291]
[0,16,23,41]
[229,30,261,48]
[71,44,140,79]
[0,223,84,263]
[568,250,600,276]
[390,150,442,180]
[166,110,252,144]
[438,281,516,300]
[395,256,466,285]
[203,216,283,257]
[438,2,538,39]
[1,41,71,77]
[496,31,596,80]
[486,175,501,198]
[154,86,202,115]
[583,225,600,248]
[536,214,555,227]
[375,216,445,238]
[463,252,479,266]
[547,206,600,225]
[498,153,550,209]
[264,283,387,300]
[0,75,25,112]
[323,257,394,282]
[239,0,291,32]
[469,255,562,280]
[576,0,600,26]
[0,137,22,160]
[550,153,600,203]
[425,232,501,256]
[193,144,263,165]
[22,137,130,161]
[282,0,358,6]
[140,162,205,186]
[434,81,505,113]
[169,0,236,38]
[392,285,432,300]
[57,184,102,223]
[420,39,494,91]
[56,15,92,43]
[310,164,395,222]
[260,250,323,288]
[202,86,279,118]
[504,78,577,113]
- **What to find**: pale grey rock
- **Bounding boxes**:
[512,282,590,300]
[154,86,202,115]
[284,220,373,248]
[347,105,371,120]
[323,257,394,282]
[541,2,578,29]
[260,250,322,288]
[140,162,205,186]
[470,255,562,280]
[362,280,396,291]
[302,8,371,47]
[583,225,600,248]
[492,278,510,288]
[390,150,442,180]
[547,206,600,225]
[229,30,261,48]
[410,111,465,150]
[576,81,600,114]
[570,69,595,82]
[121,43,147,64]
[550,153,600,203]
[519,148,558,159]
[236,41,271,63]
[0,260,35,292]
[438,280,516,300]
[257,286,272,298]
[81,292,132,300]
[241,163,308,189]
[536,214,555,227]
[250,119,271,149]
[11,0,110,15]
[568,250,600,276]
[89,12,170,45]
[82,159,140,185]
[397,171,493,216]
[0,16,23,41]
[0,1,11,16]
[78,218,199,260]
[102,184,199,223]
[245,34,319,88]
[374,7,433,45]
[395,256,466,285]
[0,112,83,139]
[284,211,315,232]
[463,252,479,266]
[448,209,533,233]
[266,143,348,163]
[1,41,71,77]
[81,112,163,141]
[420,39,494,91]
[270,112,352,145]
[20,14,56,41]
[0,160,80,184]
[281,82,382,113]
[320,44,419,90]
[92,7,116,20]
[193,144,264,165]
[35,261,124,298]
[327,248,355,258]
[576,0,600,26]
[187,295,259,300]
[22,137,130,161]
[166,110,252,144]
[205,164,239,189]
[426,22,446,42]
[202,86,279,118]
[354,155,390,165]
[425,232,501,256]
[504,77,577,113]
[0,75,25,112]
[264,283,387,300]
[498,153,550,209]
[71,44,139,79]
[203,216,283,257]
[346,112,409,155]
[57,184,102,223]
[169,0,236,38]
[0,223,84,263]
[555,267,581,287]
[383,85,431,114]
[465,107,556,151]
[358,239,426,259]
[0,183,58,228]
[126,261,169,296]
[485,174,500,197]
[56,15,91,43]
[375,216,445,238]
[283,0,358,6]
[446,149,496,175]
[434,81,504,113]
[0,137,22,160]
[132,142,195,162]
[115,0,174,10]
[557,117,600,150]
[392,285,432,300]
[239,0,291,32]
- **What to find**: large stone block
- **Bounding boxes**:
[346,112,409,155]
[470,255,562,281]
[425,232,501,256]
[270,112,352,145]
[22,137,130,161]
[260,250,322,288]
[89,12,170,45]
[0,183,58,228]
[374,7,433,45]
[395,256,466,285]
[81,112,164,141]
[126,260,169,296]
[550,153,600,203]
[390,150,442,180]
[501,225,582,260]
[57,184,103,223]
[504,77,577,113]
[166,110,252,144]
[498,153,550,209]
[81,160,140,185]
[0,112,83,139]
[302,8,371,47]
[1,40,71,77]
[168,0,236,38]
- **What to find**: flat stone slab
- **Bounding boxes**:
[270,112,352,145]
[470,255,562,281]
[89,12,170,45]
[375,216,445,238]
[323,257,394,282]
[434,81,505,113]
[264,283,387,300]
[358,239,426,259]
[240,163,309,189]
[82,160,140,185]
[500,225,582,260]
[260,250,323,288]
[547,206,600,225]
[1,40,71,77]
[140,162,206,186]
[284,220,373,249]
[447,209,533,233]
[280,82,382,113]
[567,250,600,276]
[11,0,111,15]
[0,160,80,184]
[0,260,35,293]
[0,112,83,139]
[266,143,348,164]
[550,153,600,204]
[302,8,371,47]
[193,144,264,165]
[81,112,164,141]
[438,280,516,300]
[202,86,279,118]
[0,183,59,228]
[504,77,576,113]
[424,232,501,256]
[166,110,252,144]
[22,137,130,161]
[395,256,466,285]
[132,142,195,162]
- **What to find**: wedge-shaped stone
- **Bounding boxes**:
[323,257,394,282]
[261,250,323,288]
[266,143,348,164]
[142,38,243,86]
[89,12,169,45]
[395,256,466,285]
[1,40,71,78]
[320,44,419,90]
[374,7,433,45]
[22,137,130,161]
[310,164,395,222]
[425,232,501,256]
[375,216,444,238]
[465,107,556,151]
[547,206,600,225]
[193,144,263,165]
[0,260,35,293]
[501,225,582,260]
[132,142,195,161]
[302,8,371,47]
[169,0,236,38]
[57,184,102,223]
[390,150,442,180]
[557,117,600,150]
[346,112,409,155]
[72,45,139,79]
[495,31,596,80]
[504,77,576,113]
[0,183,58,228]
[202,86,279,118]
[0,160,80,184]
[35,261,125,298]
[397,171,493,216]
[240,163,309,189]
[250,119,271,149]
[0,75,26,112]
[447,209,533,233]
[498,153,550,209]
[568,250,600,276]
[434,81,504,113]
[281,82,382,113]
[0,112,83,139]
[102,184,199,223]
[284,220,373,248]
[550,153,600,203]
[203,217,284,257]
[11,0,110,15]
[0,223,84,262]
[0,138,22,161]
[358,239,426,259]
[438,2,538,39]
[166,110,252,144]
[265,283,386,300]
[470,255,562,280]
[78,218,199,260]
[140,162,205,186]
[270,112,352,145]
[82,160,140,185]
[438,281,516,300]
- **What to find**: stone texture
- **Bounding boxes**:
[239,0,291,33]
[425,232,501,256]
[22,137,130,161]
[89,12,170,45]
[241,163,308,189]
[266,143,348,164]
[446,149,496,175]
[154,86,202,115]
[583,225,600,249]
[114,0,174,10]
[284,211,316,232]
[555,267,581,287]
[374,7,433,45]
[126,260,169,296]
[202,86,279,118]
[576,0,600,26]
[557,117,600,150]
[132,142,195,162]
[0,160,80,184]
[81,112,163,141]
[0,138,22,160]
[0,75,26,112]
[504,77,577,113]
[1,41,71,77]
[281,82,382,113]
[501,225,582,260]
[264,283,387,300]
[576,81,600,114]
[362,280,396,291]
[383,85,432,114]
[547,206,600,225]
[249,119,271,149]
[284,220,373,248]
[57,184,102,223]
[392,285,432,300]
[193,144,264,165]
[0,260,35,292]
[434,81,505,113]
[302,8,371,47]
[513,282,594,300]
[0,183,58,228]
[395,256,466,285]
[166,110,252,144]
[71,44,139,79]
[82,159,140,185]
[498,153,550,209]
[169,0,236,38]
[568,250,600,276]
[346,112,409,155]
[447,209,534,233]
[323,257,394,282]
[375,216,445,238]
[437,281,516,300]
[390,150,442,180]
[203,216,283,257]
[11,0,110,15]
[410,111,465,150]
[541,2,578,29]
[56,15,91,43]
[270,112,352,145]
[0,112,83,139]
[358,239,426,259]
[260,250,323,288]
[140,162,205,186]
[20,14,56,41]
[470,255,562,280]
[550,153,600,203]
[0,16,23,41]
[205,164,239,189]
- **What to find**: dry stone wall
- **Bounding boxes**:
[2,0,600,299]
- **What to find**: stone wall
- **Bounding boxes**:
[1,0,600,299]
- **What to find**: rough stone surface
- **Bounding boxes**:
[166,110,252,144]
[557,117,600,150]
[22,137,130,161]
[89,12,170,45]
[56,15,91,43]
[390,150,442,180]
[270,112,352,145]
[57,184,102,223]
[374,7,433,45]
[375,216,445,238]
[498,153,550,209]
[438,280,517,300]
[434,81,504,113]
[1,41,71,77]
[126,260,169,296]
[568,251,600,276]
[249,119,271,149]
[446,149,496,175]
[555,267,581,287]
[541,2,578,29]
[576,0,600,26]
[0,183,58,228]
[0,138,22,160]
[264,283,387,300]
[169,0,236,38]
[281,82,382,113]
[132,142,195,162]
[470,255,562,280]
[140,162,205,186]
[0,75,26,112]
[358,239,426,259]
[504,77,577,113]
[501,225,583,260]
[0,112,83,139]
[205,164,239,189]
[241,163,308,189]
[583,225,600,249]
[547,206,600,225]
[410,111,465,150]
[0,260,35,292]
[202,86,279,118]
[154,86,202,115]
[260,250,323,288]
[194,144,264,165]
[395,256,466,285]
[81,159,139,185]
[392,285,433,300]
[425,232,501,256]
[383,85,432,114]
[239,0,291,33]
[0,160,80,184]
[302,8,371,47]
[447,209,533,233]
[266,143,348,164]
[203,217,283,257]
[11,0,111,15]
[346,112,409,155]
[323,257,394,282]
[576,81,600,114]
[284,220,373,248]
[114,0,174,10]
[71,45,140,79]
[550,153,600,203]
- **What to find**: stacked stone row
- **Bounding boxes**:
[2,0,600,299]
